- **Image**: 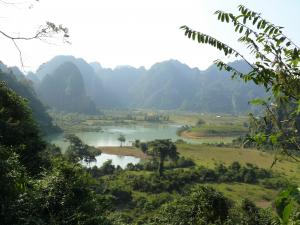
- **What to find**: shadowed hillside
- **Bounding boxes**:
[31,56,266,114]
[0,63,60,134]
[37,62,97,114]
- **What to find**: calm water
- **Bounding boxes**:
[47,124,198,151]
[46,124,219,168]
[83,153,140,169]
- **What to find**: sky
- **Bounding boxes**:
[0,0,299,72]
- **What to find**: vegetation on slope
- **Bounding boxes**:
[0,68,59,134]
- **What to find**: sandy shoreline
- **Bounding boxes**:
[97,146,148,159]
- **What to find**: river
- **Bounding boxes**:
[47,123,199,151]
[46,123,200,168]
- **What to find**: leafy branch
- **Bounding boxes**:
[181,5,300,165]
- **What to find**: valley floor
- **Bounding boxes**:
[97,143,300,208]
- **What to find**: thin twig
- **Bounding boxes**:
[12,39,23,67]
[0,29,41,40]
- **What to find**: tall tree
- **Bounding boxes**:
[118,134,126,148]
[64,134,97,164]
[146,139,179,176]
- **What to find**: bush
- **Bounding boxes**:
[196,118,206,126]
[88,160,122,177]
[153,186,231,225]
[260,177,290,189]
[168,156,195,169]
[110,186,132,205]
[123,162,273,194]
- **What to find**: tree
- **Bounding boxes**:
[196,118,206,126]
[228,198,277,225]
[32,159,111,225]
[118,134,126,147]
[153,186,231,225]
[180,5,300,159]
[0,145,28,225]
[134,139,141,148]
[64,134,97,164]
[0,80,47,174]
[146,139,179,176]
[140,142,148,153]
[180,4,300,222]
[0,84,112,224]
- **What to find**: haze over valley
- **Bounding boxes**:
[8,55,265,115]
[1,1,299,224]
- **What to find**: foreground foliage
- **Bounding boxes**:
[181,4,300,224]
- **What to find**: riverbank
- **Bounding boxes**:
[97,146,148,159]
[179,130,237,143]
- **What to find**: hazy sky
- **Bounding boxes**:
[0,0,299,72]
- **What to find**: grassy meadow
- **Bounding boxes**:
[101,142,300,208]
[174,113,249,142]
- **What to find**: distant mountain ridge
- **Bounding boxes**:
[28,55,265,114]
[37,62,97,114]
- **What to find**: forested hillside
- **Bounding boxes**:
[31,56,265,114]
[0,63,59,134]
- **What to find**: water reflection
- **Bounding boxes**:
[47,124,187,151]
[83,153,140,169]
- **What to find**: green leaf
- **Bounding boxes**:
[192,31,196,40]
[221,13,225,22]
[249,98,266,105]
[264,25,272,33]
[243,16,247,24]
[282,202,292,224]
[269,27,275,35]
[270,134,279,145]
[257,20,262,29]
[225,14,229,23]
[253,16,259,25]
[239,26,243,33]
[197,33,201,43]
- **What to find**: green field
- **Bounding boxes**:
[189,123,248,136]
[100,143,300,208]
[176,143,300,206]
[174,113,249,141]
[177,143,300,181]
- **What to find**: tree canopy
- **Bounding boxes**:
[0,80,46,174]
[181,4,300,223]
[146,139,179,176]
